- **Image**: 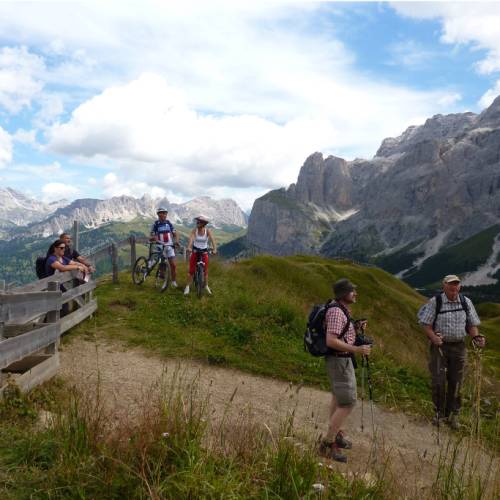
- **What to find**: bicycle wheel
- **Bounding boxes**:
[156,260,171,291]
[132,256,149,285]
[195,264,204,298]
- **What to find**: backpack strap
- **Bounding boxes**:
[328,302,352,342]
[432,292,470,331]
[432,293,442,331]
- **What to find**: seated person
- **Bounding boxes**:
[45,239,89,277]
[184,215,217,295]
[59,233,96,272]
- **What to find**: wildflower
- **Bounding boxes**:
[312,483,325,492]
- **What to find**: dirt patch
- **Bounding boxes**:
[108,299,136,313]
[58,336,498,497]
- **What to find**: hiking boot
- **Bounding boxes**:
[171,281,178,288]
[318,440,348,463]
[432,413,447,426]
[205,285,212,295]
[335,430,352,449]
[184,286,190,295]
[447,413,460,430]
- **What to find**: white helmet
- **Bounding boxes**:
[195,215,209,224]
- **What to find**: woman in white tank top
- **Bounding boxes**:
[184,215,218,295]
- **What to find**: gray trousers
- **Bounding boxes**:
[429,341,467,417]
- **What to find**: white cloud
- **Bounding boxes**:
[0,2,483,207]
[46,73,463,206]
[391,2,500,75]
[102,172,166,199]
[42,181,79,202]
[13,128,37,145]
[0,126,13,167]
[479,80,500,109]
[33,93,65,128]
[0,46,45,114]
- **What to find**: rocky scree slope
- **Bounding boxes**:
[247,96,500,285]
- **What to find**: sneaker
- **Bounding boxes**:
[171,281,178,288]
[318,440,348,463]
[335,430,352,450]
[184,286,190,295]
[447,413,460,430]
[205,285,212,295]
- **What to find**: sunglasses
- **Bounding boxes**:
[56,245,66,249]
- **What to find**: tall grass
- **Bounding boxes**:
[1,366,498,499]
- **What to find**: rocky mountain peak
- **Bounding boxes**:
[477,94,500,127]
[376,112,477,158]
[295,153,352,209]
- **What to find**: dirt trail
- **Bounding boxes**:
[59,337,498,497]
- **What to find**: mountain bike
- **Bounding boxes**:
[192,249,210,298]
[132,241,173,291]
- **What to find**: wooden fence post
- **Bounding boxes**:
[45,281,60,354]
[73,220,79,252]
[130,235,136,268]
[111,243,118,283]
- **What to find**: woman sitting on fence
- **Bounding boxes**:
[45,239,89,278]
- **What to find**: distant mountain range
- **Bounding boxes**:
[0,189,248,240]
[243,95,500,292]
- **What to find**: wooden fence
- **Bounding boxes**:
[0,221,191,395]
[0,270,96,395]
[88,235,188,284]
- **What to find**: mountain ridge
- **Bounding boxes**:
[246,95,500,288]
[0,189,248,239]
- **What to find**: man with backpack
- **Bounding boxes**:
[318,278,371,463]
[418,274,484,430]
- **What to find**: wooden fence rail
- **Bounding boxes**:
[0,270,97,395]
[0,220,187,395]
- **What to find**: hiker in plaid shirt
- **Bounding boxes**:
[419,274,485,430]
[319,278,371,463]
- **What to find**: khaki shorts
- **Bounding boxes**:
[325,356,357,407]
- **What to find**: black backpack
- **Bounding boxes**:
[432,293,470,330]
[304,300,351,357]
[35,256,48,279]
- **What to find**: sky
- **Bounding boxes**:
[1,1,500,211]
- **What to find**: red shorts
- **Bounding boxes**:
[189,251,209,275]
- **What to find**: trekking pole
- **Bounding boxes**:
[436,344,445,446]
[360,355,366,432]
[472,340,484,440]
[365,356,376,436]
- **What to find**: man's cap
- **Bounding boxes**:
[156,207,168,213]
[443,274,461,284]
[333,278,356,299]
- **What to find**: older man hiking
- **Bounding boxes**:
[418,274,485,430]
[319,278,371,463]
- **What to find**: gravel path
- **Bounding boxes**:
[59,336,498,497]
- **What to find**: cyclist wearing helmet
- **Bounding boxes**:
[184,215,217,295]
[150,207,179,287]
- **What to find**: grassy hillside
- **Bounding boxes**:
[71,255,499,427]
[401,225,500,289]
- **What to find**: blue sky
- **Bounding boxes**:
[1,1,500,210]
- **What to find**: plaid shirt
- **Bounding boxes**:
[419,293,480,341]
[325,303,355,352]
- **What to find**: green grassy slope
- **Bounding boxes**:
[70,257,437,414]
[402,225,500,288]
[72,255,498,420]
